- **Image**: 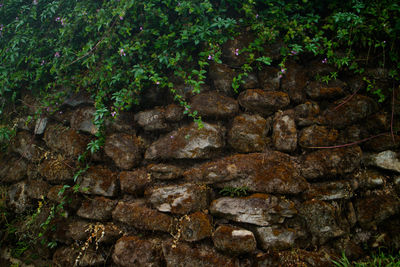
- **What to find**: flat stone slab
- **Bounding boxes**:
[363,150,400,173]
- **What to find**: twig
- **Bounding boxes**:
[334,87,361,111]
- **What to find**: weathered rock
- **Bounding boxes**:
[212,225,257,254]
[238,89,290,116]
[305,80,345,100]
[280,61,308,103]
[255,249,333,267]
[104,133,142,170]
[65,220,122,244]
[228,114,269,153]
[180,212,213,242]
[44,124,89,157]
[134,107,169,131]
[0,157,27,183]
[363,150,400,173]
[145,122,225,160]
[293,101,321,126]
[184,152,308,195]
[355,189,400,229]
[208,62,236,95]
[299,125,339,148]
[299,200,345,245]
[47,185,81,210]
[62,91,94,107]
[11,131,41,161]
[364,134,400,152]
[210,194,297,226]
[34,116,48,135]
[79,166,118,197]
[241,73,259,89]
[38,155,76,184]
[77,196,117,221]
[145,183,210,214]
[26,180,50,199]
[70,106,97,135]
[164,104,184,122]
[112,200,174,232]
[352,169,386,189]
[53,246,106,267]
[304,180,353,201]
[190,91,238,118]
[272,111,297,152]
[147,164,183,180]
[162,240,239,267]
[258,66,281,91]
[221,33,253,67]
[300,146,362,179]
[255,226,297,250]
[7,181,31,213]
[105,111,136,134]
[112,236,163,267]
[119,168,152,194]
[323,94,378,128]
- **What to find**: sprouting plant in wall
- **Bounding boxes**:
[219,186,250,197]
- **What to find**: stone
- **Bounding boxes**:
[363,134,400,152]
[44,124,89,157]
[62,91,94,107]
[184,152,308,195]
[79,166,118,197]
[76,196,117,221]
[112,200,174,232]
[280,61,308,103]
[119,168,152,194]
[363,150,400,173]
[212,225,257,254]
[162,240,239,267]
[66,220,122,244]
[352,169,386,189]
[355,189,400,229]
[112,236,163,267]
[255,249,333,267]
[210,194,297,226]
[7,181,31,213]
[145,183,210,214]
[208,62,236,95]
[263,39,285,60]
[255,226,297,250]
[38,155,76,184]
[104,133,142,170]
[323,94,378,128]
[53,246,106,267]
[190,91,238,118]
[147,164,183,180]
[238,89,290,116]
[0,156,27,183]
[300,146,362,180]
[304,180,353,201]
[180,212,213,242]
[299,125,339,148]
[70,106,97,135]
[241,73,259,89]
[272,111,297,152]
[228,114,269,153]
[298,200,345,245]
[105,111,136,134]
[26,180,50,199]
[305,80,345,100]
[11,131,41,161]
[221,33,253,67]
[34,116,48,135]
[145,122,225,160]
[293,101,321,126]
[164,104,184,122]
[134,107,169,131]
[47,185,81,210]
[258,66,281,91]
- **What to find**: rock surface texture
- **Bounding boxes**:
[2,38,399,266]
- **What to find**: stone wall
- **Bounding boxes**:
[1,37,400,266]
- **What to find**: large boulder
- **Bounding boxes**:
[145,122,225,160]
[184,152,308,195]
[210,194,297,226]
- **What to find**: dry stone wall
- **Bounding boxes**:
[1,36,400,267]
